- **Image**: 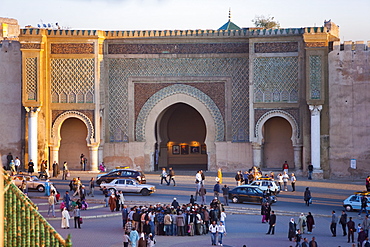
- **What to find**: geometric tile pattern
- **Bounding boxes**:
[254,42,298,53]
[253,57,299,103]
[108,57,249,142]
[135,84,225,142]
[25,57,37,101]
[50,58,95,103]
[309,55,322,100]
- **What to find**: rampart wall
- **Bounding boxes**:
[329,41,370,177]
[0,40,23,166]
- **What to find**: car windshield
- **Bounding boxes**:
[254,188,263,193]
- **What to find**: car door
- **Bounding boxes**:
[249,188,262,203]
[125,179,138,193]
[116,179,125,191]
[348,195,360,210]
[26,176,36,189]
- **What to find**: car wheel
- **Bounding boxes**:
[232,196,239,203]
[109,188,116,194]
[345,205,353,212]
[141,189,149,196]
[37,185,45,192]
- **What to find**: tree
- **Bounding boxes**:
[252,15,280,29]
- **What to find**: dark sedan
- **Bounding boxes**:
[96,169,146,185]
[228,185,276,204]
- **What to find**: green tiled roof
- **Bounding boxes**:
[3,171,72,247]
[218,20,241,30]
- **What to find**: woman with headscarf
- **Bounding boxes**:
[288,218,296,241]
[61,207,70,229]
[108,193,117,212]
[306,212,315,234]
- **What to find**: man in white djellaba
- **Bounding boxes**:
[61,207,70,229]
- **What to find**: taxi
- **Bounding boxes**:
[342,191,370,212]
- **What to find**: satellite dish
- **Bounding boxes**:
[43,24,47,28]
[48,23,51,28]
[37,24,41,28]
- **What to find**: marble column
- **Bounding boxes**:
[252,143,262,167]
[89,145,99,171]
[25,107,40,172]
[309,105,322,170]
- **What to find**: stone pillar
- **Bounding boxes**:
[293,145,302,170]
[25,107,40,172]
[88,145,99,172]
[50,146,59,173]
[309,105,323,179]
[252,143,262,167]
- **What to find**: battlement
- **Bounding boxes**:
[332,41,370,51]
[0,17,20,40]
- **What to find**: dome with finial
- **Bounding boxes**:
[218,8,241,30]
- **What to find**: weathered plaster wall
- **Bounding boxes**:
[329,41,370,178]
[0,41,22,166]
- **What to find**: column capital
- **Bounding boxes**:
[309,105,322,116]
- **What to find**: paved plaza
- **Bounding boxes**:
[29,171,366,247]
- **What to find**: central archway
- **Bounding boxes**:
[142,93,221,171]
[156,103,207,170]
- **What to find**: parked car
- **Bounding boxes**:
[11,174,52,192]
[96,169,146,185]
[249,178,280,195]
[343,191,370,212]
[100,179,155,196]
[228,185,277,204]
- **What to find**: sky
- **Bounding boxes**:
[2,0,370,41]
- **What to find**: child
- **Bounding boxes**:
[123,231,130,247]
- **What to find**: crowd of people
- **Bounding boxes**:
[120,196,227,246]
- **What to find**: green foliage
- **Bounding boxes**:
[252,15,280,29]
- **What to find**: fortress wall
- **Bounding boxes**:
[0,40,23,166]
[329,41,370,177]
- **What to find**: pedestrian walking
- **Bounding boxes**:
[366,176,370,192]
[47,191,56,217]
[167,167,176,186]
[102,186,109,207]
[358,228,366,247]
[308,236,318,247]
[123,231,130,247]
[306,212,315,234]
[217,168,223,184]
[27,159,34,175]
[222,185,229,206]
[213,181,221,199]
[339,210,347,236]
[308,163,313,180]
[62,162,68,180]
[52,161,59,178]
[234,171,243,186]
[199,184,207,205]
[160,168,168,185]
[14,157,21,173]
[288,218,297,241]
[295,229,302,247]
[298,213,307,234]
[129,227,139,247]
[304,187,311,206]
[209,221,218,246]
[218,221,226,246]
[282,161,289,173]
[282,172,289,192]
[347,216,356,243]
[61,207,70,229]
[358,195,369,216]
[291,173,296,192]
[330,210,338,237]
[72,205,81,228]
[88,177,95,197]
[266,211,276,235]
[302,237,309,247]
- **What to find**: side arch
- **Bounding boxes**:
[51,110,95,146]
[136,84,224,142]
[255,110,300,146]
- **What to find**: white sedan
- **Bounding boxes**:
[100,179,156,196]
[343,192,370,212]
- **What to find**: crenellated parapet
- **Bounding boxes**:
[332,40,370,51]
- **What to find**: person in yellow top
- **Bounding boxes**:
[217,168,223,184]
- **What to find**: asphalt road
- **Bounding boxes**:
[28,171,367,247]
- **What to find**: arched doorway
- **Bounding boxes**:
[59,118,90,170]
[262,117,294,169]
[156,103,207,170]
